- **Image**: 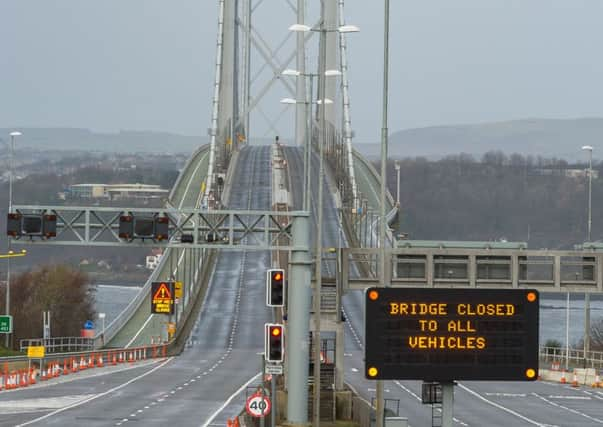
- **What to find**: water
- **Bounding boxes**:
[540,294,603,346]
[93,284,142,326]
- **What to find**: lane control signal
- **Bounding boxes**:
[265,323,284,362]
[6,212,56,239]
[266,269,285,307]
[119,214,169,241]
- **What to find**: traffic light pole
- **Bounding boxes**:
[286,214,312,424]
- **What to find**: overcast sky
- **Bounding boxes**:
[2,1,603,143]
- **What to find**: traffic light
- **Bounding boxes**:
[265,323,284,362]
[119,214,169,241]
[6,212,56,239]
[266,269,285,307]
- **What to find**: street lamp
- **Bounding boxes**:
[581,145,594,366]
[281,67,339,212]
[582,145,593,242]
[395,160,401,206]
[5,131,21,348]
[377,0,391,424]
[287,19,358,425]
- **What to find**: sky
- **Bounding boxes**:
[2,1,603,143]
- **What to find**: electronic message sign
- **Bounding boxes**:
[151,281,175,315]
[365,288,539,381]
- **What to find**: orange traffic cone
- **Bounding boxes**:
[593,374,601,388]
[112,352,117,365]
[29,369,36,385]
[97,354,103,367]
[560,370,567,384]
[572,371,579,387]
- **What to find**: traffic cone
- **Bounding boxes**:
[129,351,134,363]
[29,369,36,385]
[19,370,27,387]
[593,374,601,388]
[119,352,124,363]
[80,356,86,370]
[88,355,94,368]
[572,371,579,387]
[63,359,69,375]
[560,370,567,384]
[234,417,240,427]
[111,352,117,365]
[97,353,103,367]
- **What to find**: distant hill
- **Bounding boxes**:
[355,118,603,160]
[0,128,206,153]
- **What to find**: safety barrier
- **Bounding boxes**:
[0,345,167,393]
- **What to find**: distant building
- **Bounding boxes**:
[146,252,162,270]
[68,183,168,200]
[534,168,599,179]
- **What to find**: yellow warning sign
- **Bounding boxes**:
[175,281,183,298]
[27,346,45,358]
[151,282,175,315]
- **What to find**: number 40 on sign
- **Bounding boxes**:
[245,393,271,418]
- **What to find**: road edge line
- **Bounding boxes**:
[16,357,173,426]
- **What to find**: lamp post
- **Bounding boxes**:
[376,0,391,424]
[581,145,594,365]
[582,145,593,242]
[395,160,400,206]
[282,69,340,211]
[288,20,358,426]
[6,131,21,348]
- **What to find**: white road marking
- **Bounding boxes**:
[533,392,603,424]
[484,392,527,398]
[547,395,591,400]
[0,395,96,415]
[199,373,261,427]
[16,358,173,426]
[459,383,556,426]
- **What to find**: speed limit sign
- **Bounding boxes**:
[245,392,271,417]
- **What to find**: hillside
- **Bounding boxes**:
[356,118,603,160]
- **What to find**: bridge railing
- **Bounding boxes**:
[20,337,93,353]
[540,346,603,370]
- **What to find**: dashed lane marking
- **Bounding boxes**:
[458,383,557,427]
[16,358,172,426]
[533,392,603,424]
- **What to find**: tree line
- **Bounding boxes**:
[383,151,601,249]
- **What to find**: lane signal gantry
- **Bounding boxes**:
[265,323,284,362]
[266,269,285,307]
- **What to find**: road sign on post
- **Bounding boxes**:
[364,288,539,381]
[175,281,183,298]
[246,392,271,417]
[0,315,12,333]
[151,281,175,314]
